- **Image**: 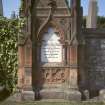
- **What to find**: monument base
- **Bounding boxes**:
[6,90,22,102]
[6,89,81,101]
[99,89,105,102]
[39,88,64,99]
[6,90,35,102]
[21,91,35,101]
[38,88,81,101]
[64,89,81,101]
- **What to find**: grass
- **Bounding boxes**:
[0,101,104,105]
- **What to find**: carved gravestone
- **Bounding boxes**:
[41,28,62,63]
[32,0,81,100]
[18,0,81,101]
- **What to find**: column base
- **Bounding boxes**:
[21,90,35,101]
[6,90,22,102]
[39,88,64,99]
[39,88,81,101]
[6,89,81,101]
[6,89,35,102]
[99,89,105,102]
[64,89,81,101]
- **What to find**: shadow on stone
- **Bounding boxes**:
[80,90,89,101]
[0,88,11,101]
[89,90,99,99]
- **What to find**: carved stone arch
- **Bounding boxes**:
[37,20,65,44]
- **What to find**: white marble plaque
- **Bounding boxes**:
[41,28,62,63]
[41,45,62,62]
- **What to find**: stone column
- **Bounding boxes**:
[22,46,34,101]
[18,46,25,90]
[64,0,82,101]
[13,46,25,101]
[86,0,98,28]
[65,44,81,101]
[69,0,81,90]
[24,39,32,89]
[69,46,78,89]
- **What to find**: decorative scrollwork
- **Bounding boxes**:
[42,68,67,84]
[37,0,57,40]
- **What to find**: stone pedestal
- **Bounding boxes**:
[39,88,64,99]
[17,46,34,101]
[69,46,78,88]
[39,88,81,101]
[6,90,34,102]
[65,89,81,101]
[67,45,81,101]
[5,89,22,102]
[99,89,105,102]
[17,0,82,101]
[21,90,35,101]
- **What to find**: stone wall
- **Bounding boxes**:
[83,29,105,92]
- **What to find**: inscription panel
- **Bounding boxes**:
[41,45,62,63]
[41,28,63,63]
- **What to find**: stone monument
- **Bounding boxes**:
[17,0,105,101]
[86,0,97,28]
[17,0,81,101]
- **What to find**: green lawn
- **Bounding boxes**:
[0,101,104,105]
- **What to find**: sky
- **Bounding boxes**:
[3,0,20,18]
[2,0,105,18]
[81,0,105,16]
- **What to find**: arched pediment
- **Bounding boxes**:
[41,26,63,63]
[42,27,61,45]
[37,21,65,44]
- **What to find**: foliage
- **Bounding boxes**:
[0,16,19,93]
[83,16,105,28]
[97,16,105,28]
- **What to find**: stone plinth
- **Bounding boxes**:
[99,89,105,102]
[38,88,81,101]
[22,91,35,101]
[65,89,81,101]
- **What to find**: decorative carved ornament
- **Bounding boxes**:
[36,0,65,42]
[42,68,68,84]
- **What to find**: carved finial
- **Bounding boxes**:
[37,0,57,39]
[48,0,57,12]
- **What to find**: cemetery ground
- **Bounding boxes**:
[0,101,105,105]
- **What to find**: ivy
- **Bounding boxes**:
[0,17,20,93]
